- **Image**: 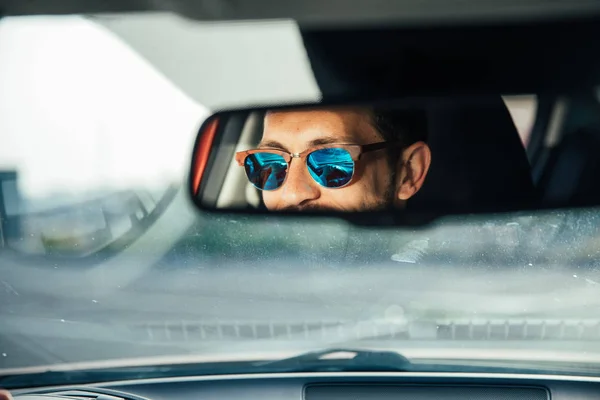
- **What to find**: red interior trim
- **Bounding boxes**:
[192,117,219,196]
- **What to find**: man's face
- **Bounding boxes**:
[257,107,430,212]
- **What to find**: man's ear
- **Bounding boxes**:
[396,141,432,201]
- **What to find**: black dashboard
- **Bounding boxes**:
[12,373,600,400]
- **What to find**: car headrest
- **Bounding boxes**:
[409,98,537,213]
[536,96,600,207]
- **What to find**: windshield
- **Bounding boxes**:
[2,12,599,381]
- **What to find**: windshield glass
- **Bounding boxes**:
[2,12,599,380]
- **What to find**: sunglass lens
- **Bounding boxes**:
[244,153,288,190]
[306,148,354,188]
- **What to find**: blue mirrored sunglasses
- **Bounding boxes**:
[235,142,393,191]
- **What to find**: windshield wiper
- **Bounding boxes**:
[0,350,411,389]
[254,348,413,372]
[7,348,600,389]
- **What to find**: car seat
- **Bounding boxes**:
[408,98,537,213]
[534,95,600,207]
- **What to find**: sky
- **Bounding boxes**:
[0,16,207,203]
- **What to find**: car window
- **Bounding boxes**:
[504,95,537,145]
[1,13,599,378]
[0,15,204,257]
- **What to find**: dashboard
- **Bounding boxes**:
[12,372,600,400]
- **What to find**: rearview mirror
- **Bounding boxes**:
[187,96,587,225]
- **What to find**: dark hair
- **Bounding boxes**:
[369,108,428,166]
[371,108,428,146]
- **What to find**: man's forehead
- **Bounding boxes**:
[260,107,378,150]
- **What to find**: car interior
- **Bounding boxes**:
[10,373,600,400]
[194,92,600,219]
[199,97,539,213]
[6,0,600,398]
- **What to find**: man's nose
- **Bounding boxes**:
[277,157,320,208]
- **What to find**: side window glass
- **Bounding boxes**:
[0,16,205,257]
[504,95,537,146]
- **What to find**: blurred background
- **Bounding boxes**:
[1,14,555,371]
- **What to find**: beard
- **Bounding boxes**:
[278,180,397,213]
[278,202,342,212]
[374,166,397,210]
[361,178,396,211]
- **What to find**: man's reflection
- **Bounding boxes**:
[235,107,432,211]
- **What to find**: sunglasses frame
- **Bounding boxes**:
[235,141,394,190]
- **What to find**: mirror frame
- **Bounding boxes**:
[187,95,595,227]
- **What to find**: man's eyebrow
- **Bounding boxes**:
[308,137,343,147]
[257,140,289,151]
[257,136,353,152]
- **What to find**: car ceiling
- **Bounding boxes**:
[3,0,600,115]
[87,15,320,109]
[2,0,600,28]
